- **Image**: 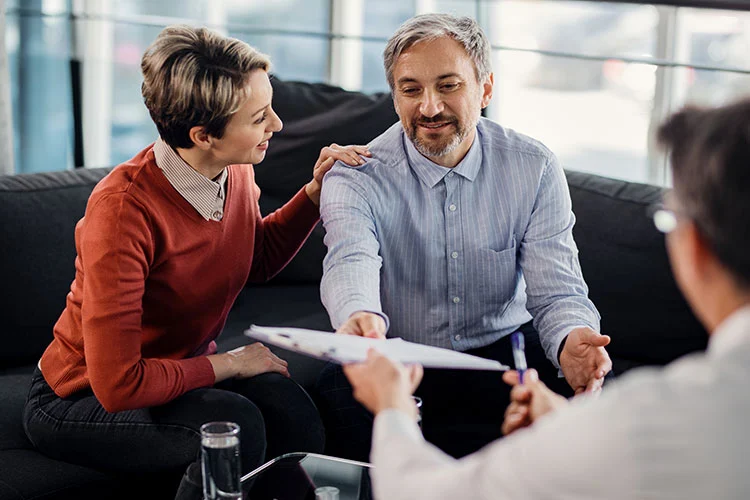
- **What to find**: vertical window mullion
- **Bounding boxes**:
[74,0,113,168]
[330,0,364,90]
[415,0,437,14]
[648,6,679,186]
[0,0,15,174]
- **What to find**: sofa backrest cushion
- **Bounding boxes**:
[258,77,399,284]
[0,168,111,368]
[566,170,708,372]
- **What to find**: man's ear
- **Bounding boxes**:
[685,221,715,280]
[481,72,494,109]
[188,126,212,151]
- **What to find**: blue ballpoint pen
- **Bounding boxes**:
[510,331,527,384]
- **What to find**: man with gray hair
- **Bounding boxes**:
[344,97,750,500]
[317,13,611,460]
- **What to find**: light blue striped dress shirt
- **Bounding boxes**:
[320,118,600,365]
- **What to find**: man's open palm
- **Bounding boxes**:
[559,327,612,394]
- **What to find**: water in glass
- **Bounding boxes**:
[201,424,242,499]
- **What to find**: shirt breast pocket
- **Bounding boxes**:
[470,239,518,310]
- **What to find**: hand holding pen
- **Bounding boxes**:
[502,331,568,435]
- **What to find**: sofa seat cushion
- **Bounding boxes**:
[0,448,181,500]
[0,374,33,452]
[0,450,122,500]
[0,373,180,500]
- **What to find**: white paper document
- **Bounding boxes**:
[244,325,508,371]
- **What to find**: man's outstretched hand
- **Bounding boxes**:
[337,311,387,339]
[559,327,612,394]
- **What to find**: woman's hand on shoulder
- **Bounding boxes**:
[305,143,371,206]
[209,343,289,383]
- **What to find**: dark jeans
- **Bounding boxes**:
[23,367,325,496]
[313,322,577,461]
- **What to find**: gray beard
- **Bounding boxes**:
[408,115,478,160]
[411,128,464,158]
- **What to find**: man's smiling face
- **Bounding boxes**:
[392,36,493,167]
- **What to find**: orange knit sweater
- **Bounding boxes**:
[40,144,319,412]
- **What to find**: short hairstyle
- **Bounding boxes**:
[657,98,750,289]
[141,25,270,149]
[383,13,492,90]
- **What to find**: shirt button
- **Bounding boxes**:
[212,211,222,220]
[451,251,459,259]
[449,204,457,212]
[454,334,461,341]
[452,296,460,304]
[448,171,454,177]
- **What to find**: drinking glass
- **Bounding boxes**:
[201,421,242,499]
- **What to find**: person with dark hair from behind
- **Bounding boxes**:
[343,98,750,499]
[21,25,370,500]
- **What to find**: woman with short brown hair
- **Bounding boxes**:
[22,25,368,499]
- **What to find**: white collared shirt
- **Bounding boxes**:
[371,305,750,500]
[153,138,227,221]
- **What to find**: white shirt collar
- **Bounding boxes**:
[707,304,750,357]
[153,138,227,221]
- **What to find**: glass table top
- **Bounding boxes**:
[241,452,373,500]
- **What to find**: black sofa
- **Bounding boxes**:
[0,78,707,499]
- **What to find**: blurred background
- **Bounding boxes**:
[4,0,750,185]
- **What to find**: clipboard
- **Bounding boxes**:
[244,325,508,371]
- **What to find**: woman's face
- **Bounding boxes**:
[209,69,283,166]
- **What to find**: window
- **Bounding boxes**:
[225,0,330,82]
[106,0,330,167]
[360,1,416,92]
[674,7,750,108]
[6,0,74,173]
[485,1,661,183]
[6,0,750,184]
